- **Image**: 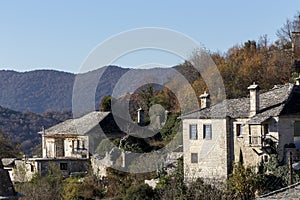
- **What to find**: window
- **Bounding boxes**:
[30,164,34,172]
[191,153,198,163]
[264,155,269,162]
[236,124,242,137]
[189,124,198,140]
[294,121,300,149]
[77,140,80,149]
[203,124,212,140]
[82,140,85,149]
[72,140,75,153]
[294,121,300,137]
[60,163,68,170]
[249,136,261,145]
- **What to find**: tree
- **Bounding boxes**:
[95,138,116,157]
[186,178,225,200]
[124,184,156,200]
[100,95,112,112]
[227,163,258,200]
[0,132,20,158]
[62,176,104,200]
[260,155,300,193]
[156,157,187,199]
[15,163,63,200]
[276,12,300,49]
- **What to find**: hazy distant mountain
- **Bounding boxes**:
[0,66,128,113]
[0,65,184,113]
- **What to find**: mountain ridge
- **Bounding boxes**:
[0,65,193,113]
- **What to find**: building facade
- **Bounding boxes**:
[182,83,300,181]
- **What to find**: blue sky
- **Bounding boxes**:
[0,0,299,73]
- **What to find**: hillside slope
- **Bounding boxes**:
[0,65,187,113]
[0,66,130,113]
[0,106,71,154]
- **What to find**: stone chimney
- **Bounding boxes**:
[137,107,144,125]
[200,91,210,109]
[248,82,260,117]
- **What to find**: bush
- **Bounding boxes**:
[124,184,156,200]
[62,176,104,200]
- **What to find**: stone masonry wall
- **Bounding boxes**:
[183,118,229,181]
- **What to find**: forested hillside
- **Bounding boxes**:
[0,66,180,113]
[0,106,71,154]
[186,13,300,102]
[0,67,129,113]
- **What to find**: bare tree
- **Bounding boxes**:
[276,12,300,48]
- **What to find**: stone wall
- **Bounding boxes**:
[233,120,263,166]
[183,118,229,181]
[90,156,108,178]
[43,135,89,159]
[277,116,300,162]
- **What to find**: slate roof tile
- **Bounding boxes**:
[181,83,296,122]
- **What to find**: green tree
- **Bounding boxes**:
[156,157,187,199]
[186,178,225,200]
[259,155,300,193]
[124,184,156,200]
[0,132,20,158]
[15,163,63,200]
[227,163,258,200]
[100,95,112,111]
[62,176,104,200]
[95,138,116,157]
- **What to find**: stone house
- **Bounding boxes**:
[182,82,300,181]
[38,111,129,178]
[2,157,90,182]
[41,111,112,159]
[3,111,127,182]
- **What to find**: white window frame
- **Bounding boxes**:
[189,124,198,140]
[203,124,212,140]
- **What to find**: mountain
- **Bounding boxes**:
[0,66,129,113]
[0,106,71,154]
[0,65,183,113]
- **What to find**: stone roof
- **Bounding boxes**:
[258,181,300,199]
[1,159,15,167]
[181,83,297,123]
[42,111,110,135]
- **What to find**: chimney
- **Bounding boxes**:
[248,82,260,117]
[137,107,144,125]
[200,91,210,109]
